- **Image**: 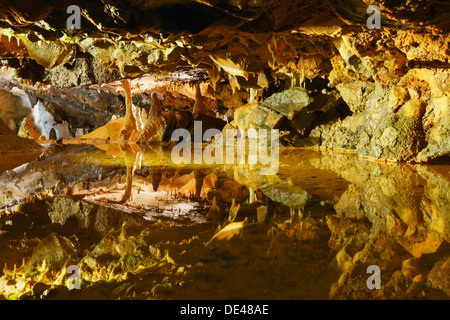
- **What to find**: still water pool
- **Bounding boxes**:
[0,144,448,299]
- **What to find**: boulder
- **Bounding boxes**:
[261,87,313,120]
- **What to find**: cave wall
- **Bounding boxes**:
[0,0,448,162]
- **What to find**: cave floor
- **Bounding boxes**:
[0,144,449,300]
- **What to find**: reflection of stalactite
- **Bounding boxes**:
[206,196,221,221]
[194,170,205,197]
[150,167,162,192]
[122,164,134,202]
[120,144,137,203]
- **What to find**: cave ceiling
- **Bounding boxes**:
[0,0,448,84]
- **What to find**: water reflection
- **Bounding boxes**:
[310,153,450,257]
[0,144,449,299]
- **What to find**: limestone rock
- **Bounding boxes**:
[43,56,121,88]
[336,81,375,114]
[261,87,313,120]
[234,101,284,131]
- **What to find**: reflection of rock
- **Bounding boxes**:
[311,153,450,258]
[29,232,78,270]
[48,197,140,235]
[309,152,450,298]
[212,180,249,204]
[234,165,310,209]
[417,166,450,243]
[80,223,163,282]
[0,145,126,203]
[0,117,13,135]
[261,184,310,210]
[333,184,365,220]
[82,224,148,267]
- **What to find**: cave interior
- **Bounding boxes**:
[0,0,449,300]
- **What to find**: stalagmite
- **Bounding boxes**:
[192,83,204,116]
[188,82,227,138]
[137,92,163,142]
[118,79,137,141]
[138,92,176,143]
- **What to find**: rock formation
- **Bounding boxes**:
[0,0,447,161]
